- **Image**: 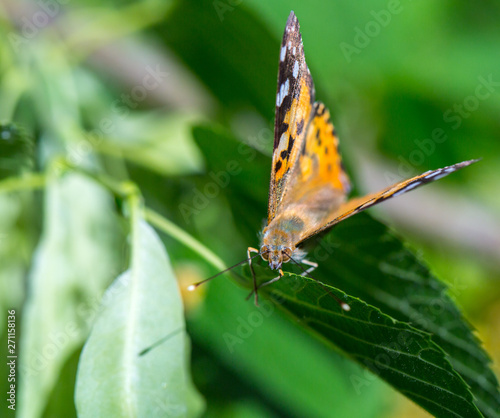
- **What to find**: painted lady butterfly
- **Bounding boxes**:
[191,11,478,308]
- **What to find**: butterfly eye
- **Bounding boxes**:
[282,248,292,263]
[260,246,270,261]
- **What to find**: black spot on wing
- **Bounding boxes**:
[373,195,387,204]
[275,123,289,149]
[297,119,304,135]
[280,150,288,160]
[287,135,295,155]
[315,129,321,145]
[307,75,315,105]
[275,160,282,172]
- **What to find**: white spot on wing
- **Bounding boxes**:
[293,60,299,78]
[424,167,455,181]
[393,181,421,197]
[293,46,296,55]
[392,189,405,197]
[288,40,292,48]
[280,45,286,62]
[276,133,288,154]
[428,172,447,181]
[277,79,290,106]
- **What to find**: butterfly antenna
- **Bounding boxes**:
[187,252,264,291]
[289,256,350,311]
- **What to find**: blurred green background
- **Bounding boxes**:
[1,0,499,417]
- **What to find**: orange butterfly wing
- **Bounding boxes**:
[268,11,315,223]
[296,159,479,245]
[297,102,350,194]
[270,101,351,244]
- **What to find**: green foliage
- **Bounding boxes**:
[1,0,500,417]
[76,218,204,417]
[265,273,481,418]
[17,169,122,418]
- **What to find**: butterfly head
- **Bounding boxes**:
[260,245,292,270]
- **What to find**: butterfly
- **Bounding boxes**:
[190,11,478,309]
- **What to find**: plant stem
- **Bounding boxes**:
[144,208,226,272]
[0,173,45,194]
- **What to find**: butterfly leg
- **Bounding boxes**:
[247,258,317,302]
[301,259,318,276]
[247,247,260,306]
[246,269,284,302]
[256,269,284,289]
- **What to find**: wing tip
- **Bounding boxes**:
[285,11,300,36]
[450,158,481,170]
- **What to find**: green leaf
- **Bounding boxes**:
[18,171,121,418]
[0,123,34,179]
[191,123,500,417]
[189,277,390,418]
[75,217,204,417]
[258,270,481,418]
[313,213,500,417]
